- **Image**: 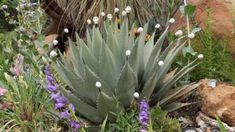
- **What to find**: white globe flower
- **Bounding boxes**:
[125,6,132,13]
[158,60,164,66]
[197,54,204,59]
[107,14,113,20]
[50,50,58,58]
[93,16,99,24]
[122,11,127,16]
[188,32,195,39]
[2,5,8,9]
[133,92,139,99]
[64,28,69,33]
[125,50,131,56]
[53,40,58,46]
[175,30,183,37]
[87,19,92,25]
[137,27,143,33]
[101,12,105,17]
[169,18,175,24]
[155,24,161,29]
[96,81,102,88]
[114,8,119,13]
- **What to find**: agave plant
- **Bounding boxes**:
[54,19,200,124]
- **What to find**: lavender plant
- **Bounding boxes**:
[44,64,81,130]
[139,99,149,132]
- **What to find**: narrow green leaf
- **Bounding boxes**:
[79,39,98,72]
[100,115,109,132]
[55,62,84,98]
[184,5,196,16]
[63,91,103,123]
[98,42,119,90]
[91,27,103,60]
[116,62,137,107]
[163,102,194,112]
[97,91,123,122]
[144,32,155,68]
[140,70,158,100]
[69,38,85,78]
[216,116,227,132]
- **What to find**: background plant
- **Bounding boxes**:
[175,15,235,84]
[0,0,66,131]
[0,69,61,131]
[0,0,18,32]
[41,0,182,37]
[100,107,181,132]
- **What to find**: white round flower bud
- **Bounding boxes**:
[155,24,160,29]
[93,16,99,24]
[53,40,58,46]
[87,19,92,25]
[188,33,195,39]
[96,81,102,88]
[137,27,143,33]
[100,12,105,17]
[175,30,183,37]
[125,50,131,56]
[107,14,113,20]
[125,6,132,13]
[50,50,58,58]
[114,8,119,13]
[158,60,164,66]
[133,92,139,99]
[169,18,175,24]
[197,54,204,59]
[2,5,8,9]
[122,11,127,16]
[64,28,69,33]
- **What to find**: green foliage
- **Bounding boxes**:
[184,5,196,16]
[216,116,227,132]
[54,18,200,124]
[150,107,181,132]
[106,110,140,132]
[175,9,235,84]
[0,70,60,131]
[0,1,64,130]
[189,28,235,83]
[100,107,181,132]
[0,0,18,32]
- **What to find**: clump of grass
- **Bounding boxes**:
[191,27,235,84]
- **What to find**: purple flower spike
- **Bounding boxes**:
[55,102,66,109]
[69,121,81,129]
[47,75,55,84]
[48,84,57,92]
[139,99,149,132]
[50,93,60,100]
[45,64,81,130]
[59,110,70,119]
[55,96,67,104]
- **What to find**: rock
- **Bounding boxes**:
[45,34,58,44]
[190,0,234,38]
[197,79,235,126]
